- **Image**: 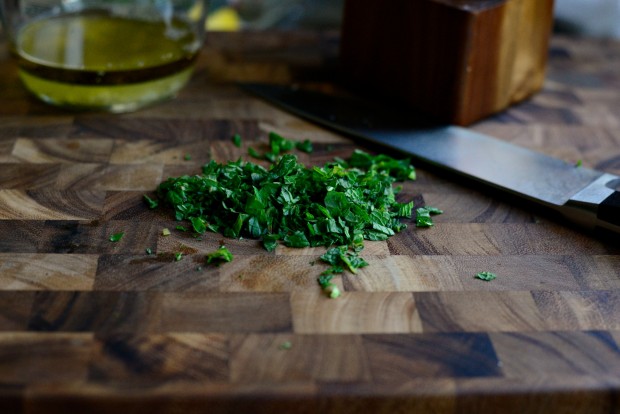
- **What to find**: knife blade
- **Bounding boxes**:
[241,83,620,236]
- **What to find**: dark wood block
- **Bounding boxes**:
[340,0,555,125]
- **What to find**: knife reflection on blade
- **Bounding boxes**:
[241,83,620,236]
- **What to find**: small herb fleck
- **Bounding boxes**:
[145,247,153,255]
[321,246,368,275]
[279,341,293,350]
[416,206,443,227]
[295,139,313,153]
[324,284,341,298]
[143,195,158,209]
[475,271,497,281]
[317,273,341,298]
[232,133,242,148]
[206,245,233,265]
[184,153,192,161]
[174,252,183,261]
[162,228,171,236]
[247,146,261,159]
[247,132,314,161]
[109,232,124,242]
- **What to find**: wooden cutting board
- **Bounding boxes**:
[1,31,620,413]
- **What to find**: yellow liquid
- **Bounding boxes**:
[14,11,199,112]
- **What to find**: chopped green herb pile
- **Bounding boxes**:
[155,149,422,249]
[150,134,442,296]
[475,271,497,281]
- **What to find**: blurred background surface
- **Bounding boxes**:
[206,0,620,39]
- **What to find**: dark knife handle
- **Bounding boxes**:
[563,174,620,236]
[599,191,620,227]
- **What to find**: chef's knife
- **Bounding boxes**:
[241,83,620,235]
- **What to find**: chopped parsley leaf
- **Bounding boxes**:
[248,146,262,159]
[324,284,341,298]
[206,245,233,265]
[317,273,341,298]
[295,139,313,153]
[416,206,443,227]
[232,133,242,148]
[144,195,158,209]
[475,271,497,281]
[109,232,124,242]
[247,131,313,161]
[279,340,293,350]
[317,273,334,288]
[190,216,207,234]
[321,246,368,275]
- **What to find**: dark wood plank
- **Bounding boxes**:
[340,0,555,125]
[159,292,293,333]
[90,333,229,383]
[362,333,502,380]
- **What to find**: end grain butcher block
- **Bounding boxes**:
[1,31,620,413]
[340,0,555,125]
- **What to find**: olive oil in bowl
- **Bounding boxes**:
[13,10,200,112]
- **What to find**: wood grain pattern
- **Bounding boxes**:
[0,254,97,290]
[291,291,421,334]
[0,30,620,413]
